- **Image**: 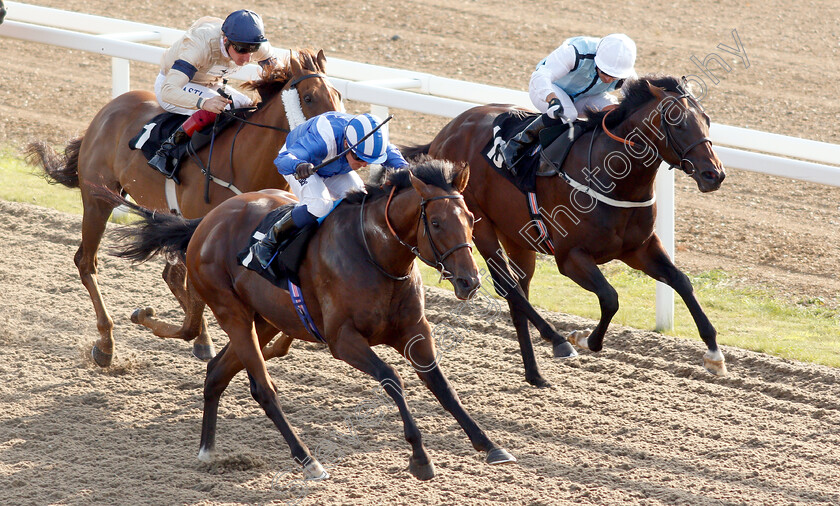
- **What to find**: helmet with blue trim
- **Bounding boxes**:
[595,33,636,79]
[344,113,389,164]
[222,10,268,45]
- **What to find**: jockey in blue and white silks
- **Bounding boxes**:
[502,33,637,169]
[252,111,408,270]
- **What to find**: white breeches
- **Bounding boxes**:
[529,83,618,122]
[283,171,365,218]
[154,73,253,116]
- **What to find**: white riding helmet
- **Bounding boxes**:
[344,113,389,164]
[594,34,637,79]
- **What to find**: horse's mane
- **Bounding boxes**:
[239,48,324,105]
[343,158,462,205]
[583,75,682,131]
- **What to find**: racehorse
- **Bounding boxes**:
[404,76,727,387]
[105,159,516,480]
[26,49,342,367]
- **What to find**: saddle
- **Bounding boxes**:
[483,111,585,194]
[236,205,318,287]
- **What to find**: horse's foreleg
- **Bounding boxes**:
[622,237,726,376]
[399,331,516,466]
[331,326,433,481]
[76,193,117,367]
[255,316,290,361]
[157,262,216,360]
[558,249,619,353]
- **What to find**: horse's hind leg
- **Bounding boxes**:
[77,189,118,367]
[131,267,212,357]
[399,330,516,467]
[331,327,434,480]
[622,236,726,376]
[132,262,216,360]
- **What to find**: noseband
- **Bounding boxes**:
[657,93,713,175]
[360,185,473,281]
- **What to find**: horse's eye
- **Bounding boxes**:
[303,94,312,103]
[431,219,440,228]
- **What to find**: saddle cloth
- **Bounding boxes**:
[482,111,585,194]
[236,205,318,287]
[128,112,191,161]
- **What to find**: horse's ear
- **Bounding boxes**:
[316,49,327,72]
[409,172,433,199]
[289,49,302,75]
[646,81,666,100]
[453,164,470,193]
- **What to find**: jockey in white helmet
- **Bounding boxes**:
[502,33,637,168]
[252,112,409,269]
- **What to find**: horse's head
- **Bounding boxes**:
[407,160,480,300]
[645,77,726,192]
[242,48,342,128]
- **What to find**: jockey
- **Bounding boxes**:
[502,33,637,167]
[252,111,409,269]
[148,10,277,179]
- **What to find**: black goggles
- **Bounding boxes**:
[229,41,261,54]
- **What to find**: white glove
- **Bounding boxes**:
[545,97,567,121]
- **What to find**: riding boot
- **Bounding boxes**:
[501,113,551,170]
[253,212,301,270]
[148,126,188,182]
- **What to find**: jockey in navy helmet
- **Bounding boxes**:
[252,112,409,269]
[502,33,637,167]
[149,10,276,180]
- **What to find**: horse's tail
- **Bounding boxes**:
[400,143,432,162]
[25,138,83,189]
[93,188,201,263]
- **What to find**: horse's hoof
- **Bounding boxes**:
[197,447,215,463]
[567,329,591,349]
[302,459,329,480]
[552,340,579,359]
[486,447,517,465]
[91,345,113,367]
[130,307,154,324]
[703,350,727,376]
[526,374,552,388]
[408,457,435,481]
[192,342,216,361]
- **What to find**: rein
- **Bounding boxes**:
[360,185,472,281]
[657,93,713,175]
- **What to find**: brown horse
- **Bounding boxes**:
[106,159,516,480]
[26,49,342,367]
[405,76,727,387]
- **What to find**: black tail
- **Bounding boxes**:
[92,188,201,263]
[399,143,432,162]
[25,138,82,189]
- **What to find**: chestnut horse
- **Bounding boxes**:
[26,49,342,367]
[405,76,727,387]
[106,160,516,480]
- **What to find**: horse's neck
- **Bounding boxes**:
[224,98,290,192]
[361,190,421,273]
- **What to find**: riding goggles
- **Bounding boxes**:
[229,41,261,54]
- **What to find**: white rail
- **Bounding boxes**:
[3,2,839,331]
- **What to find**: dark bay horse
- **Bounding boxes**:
[106,160,515,480]
[26,49,342,367]
[405,76,727,387]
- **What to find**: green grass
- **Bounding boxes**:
[3,148,839,368]
[419,252,840,369]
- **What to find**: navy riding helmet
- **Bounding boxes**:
[222,9,267,50]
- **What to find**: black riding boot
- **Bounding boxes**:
[501,114,551,170]
[148,126,188,182]
[253,212,300,270]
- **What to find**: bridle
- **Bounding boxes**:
[359,185,473,282]
[656,92,713,175]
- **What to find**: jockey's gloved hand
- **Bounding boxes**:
[545,98,567,121]
[295,162,315,180]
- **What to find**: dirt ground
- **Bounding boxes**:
[1,0,840,504]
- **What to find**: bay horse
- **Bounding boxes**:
[404,76,727,387]
[26,49,342,367]
[106,159,516,480]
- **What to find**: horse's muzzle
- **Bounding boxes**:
[453,275,481,301]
